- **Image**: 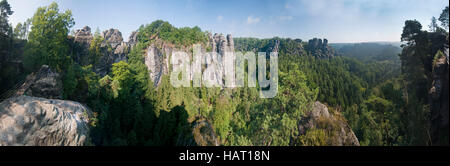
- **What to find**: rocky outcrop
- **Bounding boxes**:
[73,26,132,76]
[96,28,128,76]
[128,31,138,47]
[210,33,234,54]
[102,28,124,46]
[72,26,93,66]
[144,33,235,87]
[306,38,335,58]
[145,41,171,86]
[299,101,360,146]
[191,118,220,146]
[429,50,449,145]
[15,65,63,99]
[0,95,92,146]
[74,26,93,45]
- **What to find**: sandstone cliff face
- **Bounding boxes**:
[0,95,91,146]
[299,101,360,146]
[429,49,449,145]
[143,33,235,87]
[144,40,173,86]
[73,26,131,76]
[15,65,63,99]
[74,26,93,45]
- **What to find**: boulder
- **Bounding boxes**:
[0,95,92,146]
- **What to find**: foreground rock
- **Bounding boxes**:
[0,95,92,146]
[299,101,360,146]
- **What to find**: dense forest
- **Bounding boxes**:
[0,1,448,146]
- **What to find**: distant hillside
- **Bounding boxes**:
[330,42,402,63]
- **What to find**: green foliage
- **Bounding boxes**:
[337,43,401,63]
[298,129,327,146]
[62,63,82,98]
[233,63,318,146]
[439,6,449,29]
[4,1,447,146]
[210,96,232,142]
[0,0,13,35]
[137,20,208,46]
[13,19,31,39]
[24,2,74,72]
[88,29,104,65]
[234,37,305,56]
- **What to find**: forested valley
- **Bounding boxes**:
[0,1,448,146]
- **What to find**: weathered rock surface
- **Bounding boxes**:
[0,95,91,146]
[128,31,138,47]
[15,65,63,99]
[144,39,173,86]
[74,26,93,45]
[73,26,132,76]
[144,33,235,87]
[102,28,124,46]
[299,101,360,146]
[429,50,449,145]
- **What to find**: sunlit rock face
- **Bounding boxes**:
[73,26,132,76]
[298,101,360,146]
[0,95,92,146]
[143,33,235,87]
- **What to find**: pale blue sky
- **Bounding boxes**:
[7,0,449,43]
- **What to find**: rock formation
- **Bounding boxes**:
[145,40,171,86]
[128,31,138,47]
[72,26,93,66]
[306,38,335,58]
[191,118,220,146]
[15,65,63,99]
[299,101,360,146]
[144,33,235,87]
[429,49,449,145]
[73,26,132,76]
[0,95,92,146]
[74,26,93,45]
[102,28,124,46]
